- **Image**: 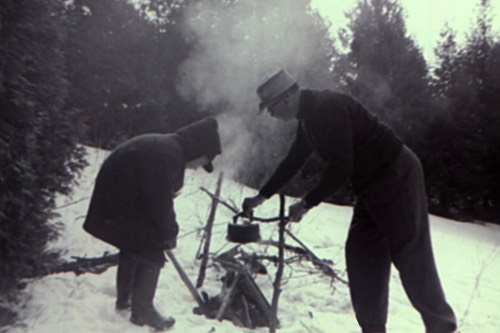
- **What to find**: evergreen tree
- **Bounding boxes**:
[430,0,500,217]
[432,25,459,102]
[67,0,198,149]
[0,0,86,294]
[332,0,432,151]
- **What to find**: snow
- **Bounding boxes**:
[6,146,500,333]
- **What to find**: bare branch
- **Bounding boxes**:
[270,194,287,333]
[25,252,119,278]
[196,172,224,288]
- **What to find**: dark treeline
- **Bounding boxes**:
[0,0,87,297]
[329,0,500,222]
[68,0,203,148]
[0,0,499,305]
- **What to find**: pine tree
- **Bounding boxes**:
[430,0,500,218]
[332,0,431,149]
[67,0,198,149]
[0,0,86,294]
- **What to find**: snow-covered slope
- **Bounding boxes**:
[7,147,500,333]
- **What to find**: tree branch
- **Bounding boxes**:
[26,252,119,278]
[270,194,287,332]
[196,172,224,288]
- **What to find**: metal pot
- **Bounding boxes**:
[227,216,260,243]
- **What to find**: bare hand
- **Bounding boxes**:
[242,194,266,215]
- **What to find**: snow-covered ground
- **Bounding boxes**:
[6,147,500,333]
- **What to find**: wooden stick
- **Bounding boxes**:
[285,230,349,285]
[240,272,277,326]
[24,253,119,278]
[165,250,207,314]
[200,187,238,213]
[270,194,287,332]
[196,172,224,288]
[241,293,253,327]
[215,272,240,321]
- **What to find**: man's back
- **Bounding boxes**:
[299,89,403,192]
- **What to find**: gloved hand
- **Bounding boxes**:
[242,194,266,215]
[288,199,311,222]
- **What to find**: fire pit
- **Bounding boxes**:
[179,185,347,333]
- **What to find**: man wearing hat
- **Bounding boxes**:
[83,117,222,331]
[241,70,457,333]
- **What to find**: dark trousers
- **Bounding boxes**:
[116,250,163,317]
[346,146,457,333]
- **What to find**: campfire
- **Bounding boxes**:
[194,247,278,329]
[186,175,347,332]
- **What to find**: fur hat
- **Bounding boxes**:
[257,69,297,112]
[176,117,222,173]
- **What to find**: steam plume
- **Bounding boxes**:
[176,0,334,182]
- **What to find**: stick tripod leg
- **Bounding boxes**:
[270,194,287,332]
[165,250,207,314]
[216,272,241,321]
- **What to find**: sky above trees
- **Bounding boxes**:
[311,0,500,65]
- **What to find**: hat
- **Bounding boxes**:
[257,69,297,112]
[176,117,222,173]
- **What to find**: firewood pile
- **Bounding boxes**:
[192,176,347,332]
[193,247,277,329]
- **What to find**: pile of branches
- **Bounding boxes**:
[23,253,119,278]
[194,247,276,329]
[193,180,347,332]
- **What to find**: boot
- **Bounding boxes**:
[130,262,175,331]
[130,307,175,331]
[116,251,136,311]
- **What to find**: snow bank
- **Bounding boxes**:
[6,147,500,333]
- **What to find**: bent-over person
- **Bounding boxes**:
[83,117,222,331]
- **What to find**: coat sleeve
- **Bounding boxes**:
[259,122,313,198]
[302,99,353,207]
[138,152,179,247]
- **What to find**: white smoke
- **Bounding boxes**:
[176,0,335,182]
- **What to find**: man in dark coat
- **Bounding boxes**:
[242,70,457,333]
[83,117,222,331]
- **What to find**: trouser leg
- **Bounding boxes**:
[129,258,175,331]
[131,261,161,318]
[116,250,137,310]
[346,201,391,333]
[365,147,456,333]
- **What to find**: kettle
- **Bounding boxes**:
[227,214,260,243]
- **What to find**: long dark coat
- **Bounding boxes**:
[259,90,403,207]
[83,118,221,264]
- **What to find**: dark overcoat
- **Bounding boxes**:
[259,90,403,207]
[83,118,221,264]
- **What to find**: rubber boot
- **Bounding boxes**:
[115,251,136,310]
[130,262,175,331]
